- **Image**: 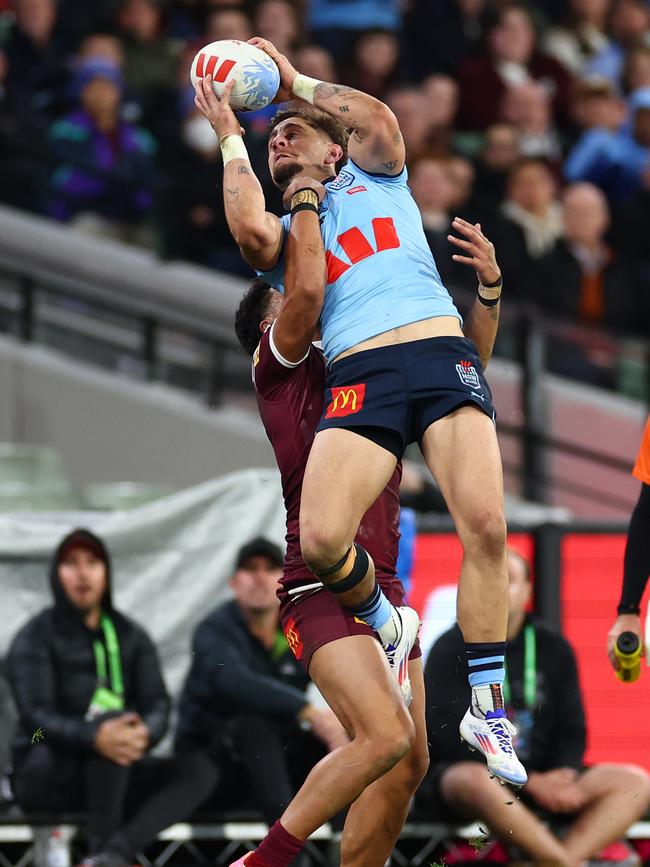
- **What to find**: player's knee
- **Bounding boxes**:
[402,745,430,792]
[368,715,416,773]
[441,762,493,806]
[300,525,346,574]
[463,507,507,557]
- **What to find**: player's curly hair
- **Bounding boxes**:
[268,106,350,174]
[235,278,274,357]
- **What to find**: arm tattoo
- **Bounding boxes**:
[314,83,359,102]
[225,187,240,201]
[338,105,350,113]
[392,131,402,144]
[381,159,398,171]
[237,165,250,174]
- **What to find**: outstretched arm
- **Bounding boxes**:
[194,77,283,270]
[249,37,405,176]
[448,218,502,370]
[272,176,327,363]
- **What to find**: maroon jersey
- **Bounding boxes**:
[253,322,401,592]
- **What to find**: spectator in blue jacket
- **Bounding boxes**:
[565,87,650,202]
[47,58,156,245]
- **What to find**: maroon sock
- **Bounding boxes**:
[247,821,305,867]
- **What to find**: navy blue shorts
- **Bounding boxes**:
[317,336,496,459]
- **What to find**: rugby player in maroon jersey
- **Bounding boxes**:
[231,173,503,867]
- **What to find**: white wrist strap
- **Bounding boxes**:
[220,134,249,166]
[292,73,320,105]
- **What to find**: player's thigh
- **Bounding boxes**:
[301,428,397,545]
[420,405,505,530]
[308,634,410,740]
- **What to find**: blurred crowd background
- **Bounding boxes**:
[1,0,650,345]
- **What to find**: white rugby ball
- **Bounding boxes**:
[190,39,280,112]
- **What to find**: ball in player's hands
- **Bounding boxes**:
[190,39,280,112]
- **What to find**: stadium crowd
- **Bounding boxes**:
[1,0,650,346]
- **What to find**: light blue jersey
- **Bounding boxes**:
[260,160,461,361]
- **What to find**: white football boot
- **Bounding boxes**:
[382,606,421,705]
[459,707,528,787]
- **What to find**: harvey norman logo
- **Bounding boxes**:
[325,383,366,419]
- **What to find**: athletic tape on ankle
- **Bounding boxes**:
[292,74,320,104]
[327,544,370,593]
[220,134,249,166]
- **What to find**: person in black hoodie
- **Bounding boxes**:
[420,547,650,866]
[7,528,217,867]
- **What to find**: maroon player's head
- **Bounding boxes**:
[235,278,282,356]
[267,106,349,190]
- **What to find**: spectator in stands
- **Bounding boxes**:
[254,0,300,57]
[623,44,650,95]
[204,5,253,43]
[420,547,650,866]
[472,124,522,216]
[159,101,247,274]
[420,74,460,155]
[488,158,563,298]
[4,0,68,122]
[293,44,336,84]
[405,0,489,79]
[116,0,179,139]
[584,0,650,88]
[47,58,157,245]
[543,0,613,76]
[175,538,348,825]
[540,182,643,334]
[457,2,574,131]
[308,0,401,62]
[565,86,650,202]
[386,86,433,161]
[500,81,563,166]
[342,29,401,100]
[76,33,125,68]
[7,528,216,867]
[569,76,627,141]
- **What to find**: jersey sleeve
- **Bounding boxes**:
[253,322,312,399]
[633,416,650,485]
[256,214,291,294]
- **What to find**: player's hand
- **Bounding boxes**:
[448,218,501,288]
[248,37,297,102]
[607,614,642,672]
[282,175,326,210]
[194,77,244,142]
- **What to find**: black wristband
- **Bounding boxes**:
[477,292,501,307]
[291,201,319,216]
[617,602,641,616]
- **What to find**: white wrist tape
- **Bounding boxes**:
[220,134,249,166]
[292,73,320,104]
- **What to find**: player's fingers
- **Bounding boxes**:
[221,78,235,107]
[447,234,475,250]
[452,254,476,266]
[451,218,482,242]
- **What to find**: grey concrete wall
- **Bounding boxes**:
[0,337,276,490]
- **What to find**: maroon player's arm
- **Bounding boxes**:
[272,208,327,364]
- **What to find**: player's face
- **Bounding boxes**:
[268,118,334,189]
[231,555,282,613]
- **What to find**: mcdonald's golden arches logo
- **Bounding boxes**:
[325,383,366,419]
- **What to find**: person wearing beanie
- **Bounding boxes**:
[175,537,348,825]
[7,528,217,867]
[46,58,157,245]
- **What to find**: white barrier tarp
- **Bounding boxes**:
[0,469,286,704]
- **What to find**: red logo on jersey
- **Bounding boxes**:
[325,383,366,418]
[284,617,303,660]
[346,186,367,195]
[326,217,401,284]
[195,53,237,82]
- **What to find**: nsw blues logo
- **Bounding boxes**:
[456,359,480,389]
[328,170,355,191]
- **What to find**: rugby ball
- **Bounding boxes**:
[190,40,280,112]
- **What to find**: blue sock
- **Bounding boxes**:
[348,584,398,645]
[466,641,506,717]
